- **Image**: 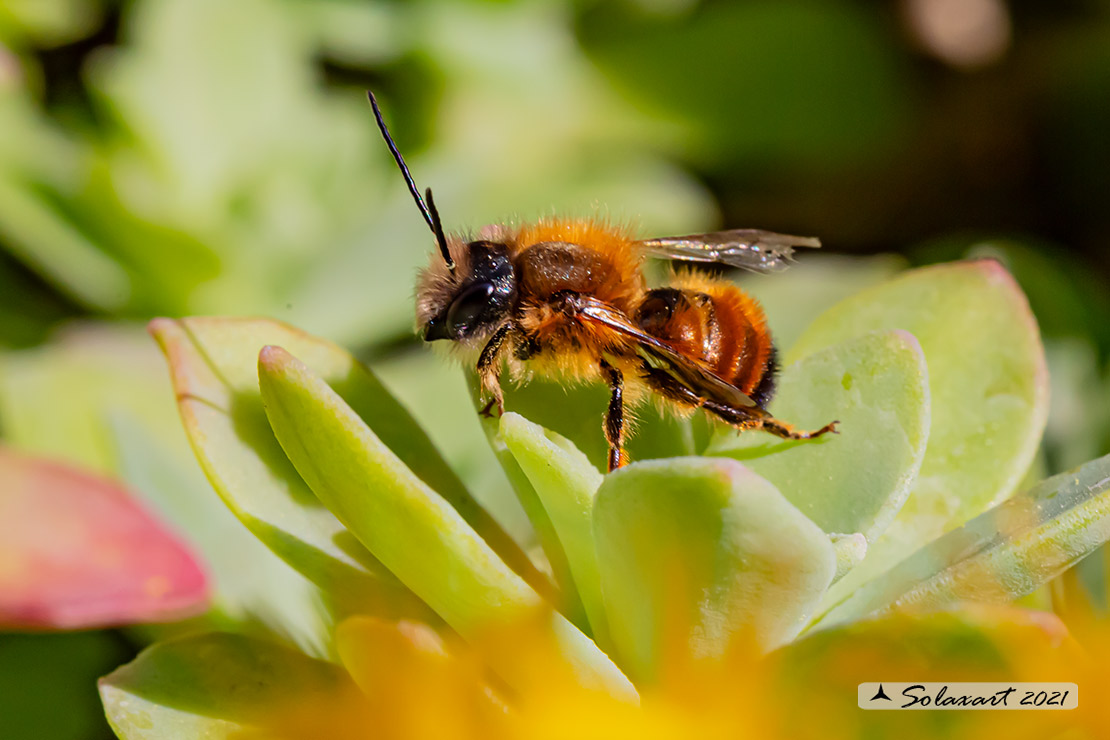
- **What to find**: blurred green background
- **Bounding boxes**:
[1,0,1108,737]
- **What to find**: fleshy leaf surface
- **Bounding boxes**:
[99,632,356,740]
[500,412,609,646]
[594,458,835,683]
[790,261,1049,605]
[830,533,868,582]
[708,329,930,541]
[149,317,424,618]
[0,448,208,629]
[152,317,540,618]
[258,346,634,700]
[819,453,1110,627]
[468,380,586,629]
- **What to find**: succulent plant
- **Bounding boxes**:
[94,259,1110,738]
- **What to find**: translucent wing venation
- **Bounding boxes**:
[638,229,821,272]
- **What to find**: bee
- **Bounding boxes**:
[368,92,838,472]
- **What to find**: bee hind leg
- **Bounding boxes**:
[702,399,838,439]
[755,416,839,439]
[599,359,629,472]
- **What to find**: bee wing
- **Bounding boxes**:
[637,229,820,273]
[572,295,759,410]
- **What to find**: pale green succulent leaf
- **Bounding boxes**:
[735,254,907,351]
[499,412,610,647]
[819,453,1110,628]
[468,378,587,630]
[790,261,1049,607]
[594,458,836,683]
[258,344,539,633]
[99,632,352,740]
[830,533,868,583]
[149,317,434,620]
[708,329,930,542]
[257,346,634,700]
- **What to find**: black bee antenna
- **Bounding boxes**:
[367,90,454,271]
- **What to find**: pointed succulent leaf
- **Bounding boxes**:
[790,261,1049,604]
[594,458,836,683]
[500,412,610,646]
[820,453,1110,627]
[469,380,585,628]
[258,346,634,700]
[0,448,208,629]
[709,329,930,542]
[99,632,355,740]
[149,317,431,619]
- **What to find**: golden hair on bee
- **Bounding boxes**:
[368,91,838,472]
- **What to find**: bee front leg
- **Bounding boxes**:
[599,359,628,472]
[477,323,514,418]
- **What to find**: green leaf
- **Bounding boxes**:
[373,351,529,543]
[466,368,701,629]
[258,346,634,700]
[790,261,1049,607]
[818,453,1110,628]
[468,378,587,629]
[150,317,433,620]
[709,329,930,542]
[594,458,835,683]
[499,412,609,647]
[99,632,354,740]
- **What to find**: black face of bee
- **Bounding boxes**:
[423,241,517,342]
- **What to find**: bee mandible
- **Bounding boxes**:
[368,92,838,472]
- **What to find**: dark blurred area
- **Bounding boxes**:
[1,1,1108,737]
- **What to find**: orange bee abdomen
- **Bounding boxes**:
[634,274,776,407]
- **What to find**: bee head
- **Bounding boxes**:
[417,239,516,343]
[367,91,517,344]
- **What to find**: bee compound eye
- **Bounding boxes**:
[445,281,495,336]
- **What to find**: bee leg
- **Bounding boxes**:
[758,416,840,440]
[702,399,839,439]
[477,323,514,418]
[599,359,628,472]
